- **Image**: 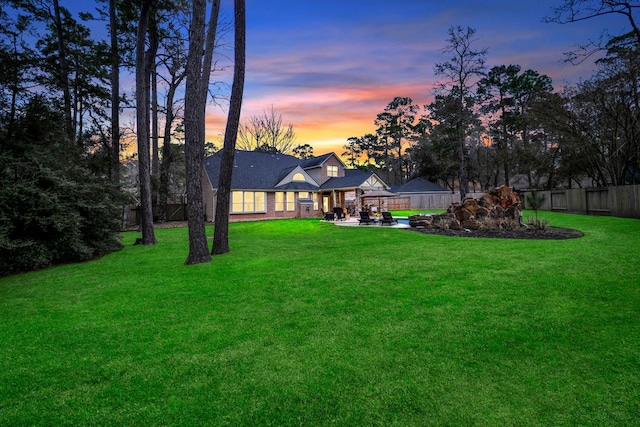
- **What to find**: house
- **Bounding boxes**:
[202,150,390,222]
[391,177,449,194]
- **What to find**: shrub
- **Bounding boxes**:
[0,97,124,276]
[526,191,546,222]
[525,216,548,230]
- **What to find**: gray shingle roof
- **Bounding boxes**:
[274,182,320,191]
[391,177,449,193]
[204,150,388,192]
[299,153,333,168]
[204,150,303,190]
[321,169,375,190]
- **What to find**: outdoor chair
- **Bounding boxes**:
[358,211,375,225]
[381,211,398,225]
[322,210,335,221]
[333,207,346,220]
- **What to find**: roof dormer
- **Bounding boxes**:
[274,166,319,189]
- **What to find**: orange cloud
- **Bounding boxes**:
[205,81,435,156]
[202,0,620,158]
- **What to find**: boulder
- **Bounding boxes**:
[475,206,490,219]
[410,185,522,231]
[463,198,479,214]
[462,219,481,230]
[449,218,462,230]
[408,214,434,228]
[454,206,473,222]
[490,205,504,218]
[478,193,494,208]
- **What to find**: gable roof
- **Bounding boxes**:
[275,166,319,190]
[299,152,335,168]
[321,169,388,190]
[391,177,449,193]
[204,150,309,190]
[203,150,390,192]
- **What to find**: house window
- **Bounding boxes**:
[298,192,309,199]
[255,192,265,212]
[231,191,265,213]
[327,165,338,177]
[312,193,318,210]
[286,192,295,211]
[292,172,305,181]
[275,192,284,211]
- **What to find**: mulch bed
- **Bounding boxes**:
[408,226,584,240]
[126,221,583,240]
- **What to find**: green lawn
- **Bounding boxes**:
[1,211,639,425]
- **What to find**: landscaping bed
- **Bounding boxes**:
[409,225,584,239]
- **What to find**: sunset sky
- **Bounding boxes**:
[205,0,626,156]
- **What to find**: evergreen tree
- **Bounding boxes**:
[0,96,123,276]
[433,26,487,197]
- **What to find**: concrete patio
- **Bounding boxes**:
[323,216,411,228]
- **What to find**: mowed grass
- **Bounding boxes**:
[1,211,639,425]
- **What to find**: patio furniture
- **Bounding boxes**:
[381,211,398,225]
[333,207,346,220]
[358,211,375,225]
[322,210,335,221]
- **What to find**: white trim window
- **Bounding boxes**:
[286,192,295,211]
[327,165,338,177]
[275,192,285,211]
[231,191,266,213]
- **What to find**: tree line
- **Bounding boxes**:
[343,4,640,197]
[0,0,245,274]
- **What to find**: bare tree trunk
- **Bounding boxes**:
[52,0,73,143]
[151,64,159,205]
[135,0,157,245]
[457,123,469,198]
[6,32,21,139]
[212,0,245,256]
[158,71,184,223]
[184,0,221,264]
[109,0,120,183]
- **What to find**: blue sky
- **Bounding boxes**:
[205,0,625,154]
[58,1,627,154]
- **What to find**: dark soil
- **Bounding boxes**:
[408,226,583,240]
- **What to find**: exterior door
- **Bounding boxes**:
[323,195,330,210]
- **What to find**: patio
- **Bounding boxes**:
[322,216,411,228]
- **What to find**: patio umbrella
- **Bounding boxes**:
[359,190,397,212]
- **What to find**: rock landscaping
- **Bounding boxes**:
[408,185,583,240]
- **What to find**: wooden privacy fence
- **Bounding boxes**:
[125,204,188,227]
[385,196,411,210]
[522,185,640,219]
[387,192,489,211]
[391,193,464,210]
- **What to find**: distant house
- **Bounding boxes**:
[202,150,390,222]
[390,177,455,210]
[391,177,449,194]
